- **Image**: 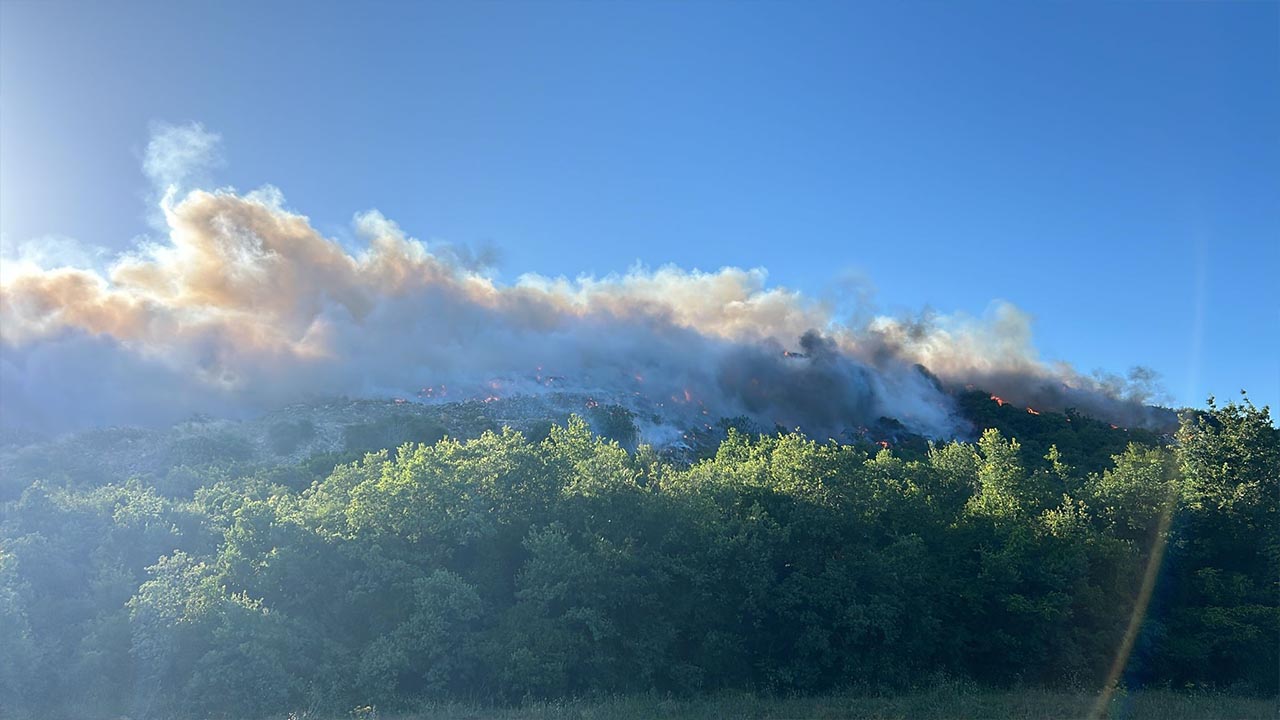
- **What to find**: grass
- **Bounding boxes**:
[354,685,1278,720]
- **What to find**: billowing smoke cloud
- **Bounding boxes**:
[0,126,1167,439]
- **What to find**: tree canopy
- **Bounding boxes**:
[0,396,1275,719]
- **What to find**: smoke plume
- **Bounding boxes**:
[0,127,1166,439]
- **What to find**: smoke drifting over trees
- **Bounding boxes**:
[1,126,1168,437]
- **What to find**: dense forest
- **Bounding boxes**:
[0,393,1275,719]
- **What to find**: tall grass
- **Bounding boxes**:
[345,684,1278,720]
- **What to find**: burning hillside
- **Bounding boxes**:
[0,127,1171,438]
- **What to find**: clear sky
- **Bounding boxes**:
[2,1,1277,411]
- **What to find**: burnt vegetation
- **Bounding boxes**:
[0,392,1275,719]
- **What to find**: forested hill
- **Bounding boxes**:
[0,388,1171,503]
[0,394,1275,719]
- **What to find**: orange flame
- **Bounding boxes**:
[877,440,890,450]
[418,384,448,398]
[1026,407,1040,416]
[991,394,1007,406]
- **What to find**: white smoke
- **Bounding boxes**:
[0,125,1167,438]
[143,122,223,204]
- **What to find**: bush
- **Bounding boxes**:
[268,419,316,455]
[342,415,447,454]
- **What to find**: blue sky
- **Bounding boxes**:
[2,1,1277,411]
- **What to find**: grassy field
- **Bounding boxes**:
[362,685,1278,720]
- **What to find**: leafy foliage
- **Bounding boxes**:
[0,398,1274,719]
